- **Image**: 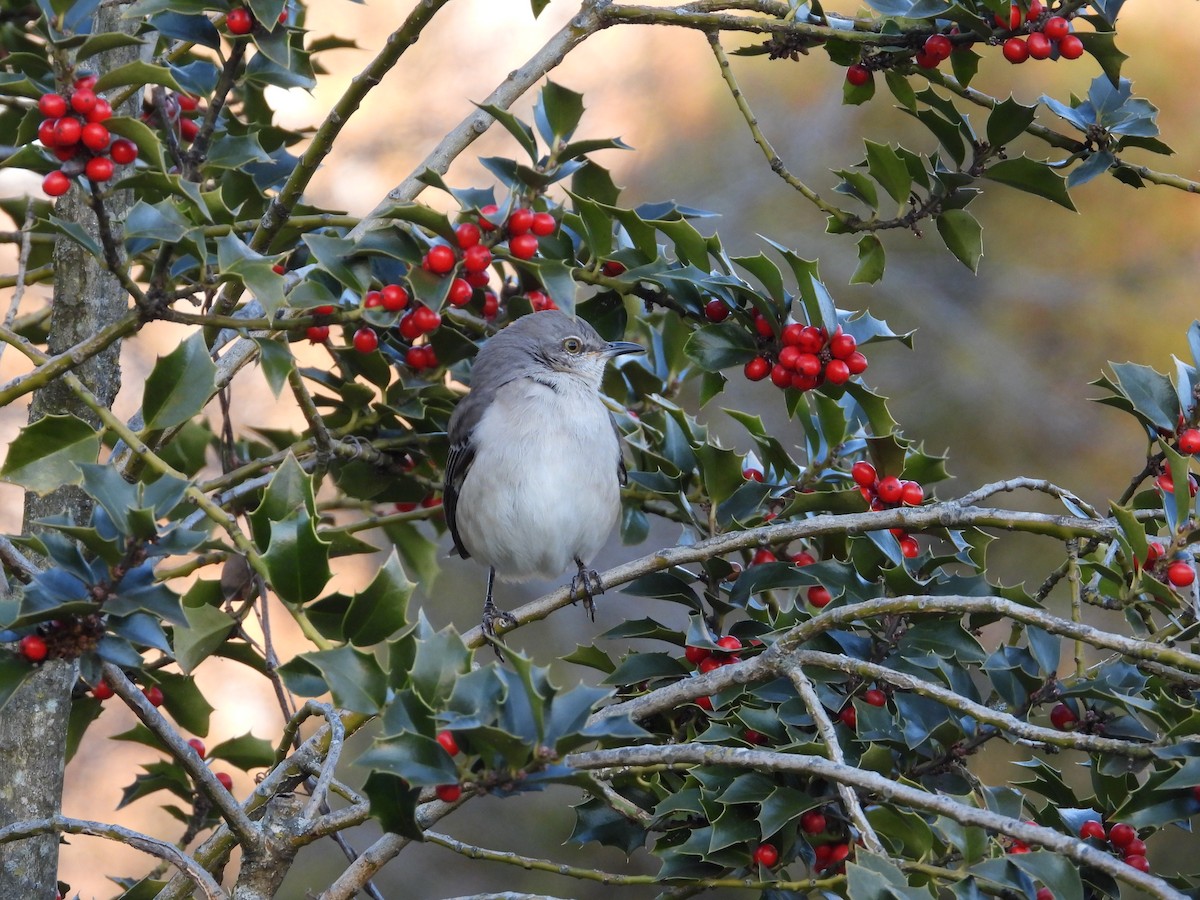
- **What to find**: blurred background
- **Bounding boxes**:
[2,0,1199,895]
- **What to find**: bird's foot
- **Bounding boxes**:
[571,558,605,622]
[481,598,518,659]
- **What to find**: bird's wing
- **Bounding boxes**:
[443,391,488,559]
[610,412,628,487]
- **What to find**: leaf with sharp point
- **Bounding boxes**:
[1,414,100,495]
[142,333,218,430]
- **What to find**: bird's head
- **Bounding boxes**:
[499,310,643,388]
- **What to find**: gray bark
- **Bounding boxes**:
[0,8,140,894]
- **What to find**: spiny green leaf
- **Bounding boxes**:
[0,414,100,496]
[142,333,218,431]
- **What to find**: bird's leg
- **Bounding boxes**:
[571,556,605,622]
[480,566,517,658]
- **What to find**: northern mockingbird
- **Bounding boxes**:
[444,310,643,641]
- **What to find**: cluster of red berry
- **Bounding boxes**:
[844,3,1082,85]
[742,320,868,392]
[37,76,138,196]
[141,89,204,145]
[746,813,851,873]
[434,730,463,802]
[1137,541,1195,589]
[997,3,1083,64]
[479,203,557,262]
[1078,819,1151,873]
[684,635,745,710]
[851,460,924,557]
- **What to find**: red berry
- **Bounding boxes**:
[226,7,254,34]
[743,728,768,745]
[1036,890,1053,900]
[481,292,499,318]
[716,635,742,653]
[466,271,490,288]
[684,645,711,665]
[744,357,770,381]
[1058,33,1084,59]
[530,212,556,236]
[179,118,199,141]
[187,738,206,759]
[353,327,379,353]
[752,843,779,867]
[507,208,534,235]
[37,118,59,147]
[1167,560,1195,587]
[412,305,441,333]
[696,695,713,711]
[792,550,816,567]
[70,88,97,116]
[363,290,383,308]
[770,364,792,389]
[424,245,456,275]
[924,34,952,61]
[463,244,492,273]
[106,134,138,161]
[436,730,460,756]
[43,170,71,197]
[92,679,114,700]
[1044,16,1070,41]
[801,810,827,834]
[406,346,428,369]
[74,74,98,91]
[306,325,329,343]
[81,122,110,151]
[1009,841,1030,854]
[447,278,473,307]
[86,98,113,123]
[1002,37,1030,63]
[808,585,832,608]
[1124,838,1147,857]
[754,314,775,338]
[18,634,48,662]
[698,656,722,674]
[899,535,920,558]
[797,326,825,353]
[743,468,764,482]
[509,234,538,260]
[177,93,199,112]
[1026,0,1044,22]
[864,688,887,707]
[215,771,234,790]
[839,706,857,729]
[814,844,834,866]
[876,476,904,505]
[995,4,1021,29]
[1027,31,1052,59]
[704,299,730,322]
[399,312,422,340]
[1079,820,1106,841]
[527,290,556,311]
[914,50,940,70]
[900,481,924,505]
[846,64,871,87]
[436,782,463,802]
[1179,429,1200,454]
[846,351,868,375]
[85,156,114,182]
[1124,855,1150,873]
[851,461,877,488]
[824,358,851,385]
[455,222,481,249]
[378,284,407,312]
[143,685,164,707]
[478,203,500,230]
[1049,702,1078,730]
[601,260,627,277]
[751,549,776,566]
[54,117,82,146]
[39,93,67,118]
[829,331,856,360]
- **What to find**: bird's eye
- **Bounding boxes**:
[563,337,583,354]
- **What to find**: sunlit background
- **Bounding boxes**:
[1,0,1199,895]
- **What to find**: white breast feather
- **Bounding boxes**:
[455,374,622,581]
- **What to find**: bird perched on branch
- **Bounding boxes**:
[444,310,643,645]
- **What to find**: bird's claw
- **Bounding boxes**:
[481,598,518,659]
[571,560,605,622]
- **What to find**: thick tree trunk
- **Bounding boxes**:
[0,10,139,895]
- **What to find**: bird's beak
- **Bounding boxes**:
[604,341,644,358]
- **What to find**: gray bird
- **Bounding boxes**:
[444,310,643,642]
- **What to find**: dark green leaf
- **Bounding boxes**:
[936,209,983,272]
[142,333,218,430]
[850,234,885,284]
[0,414,99,495]
[983,156,1076,210]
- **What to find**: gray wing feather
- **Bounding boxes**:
[444,390,490,560]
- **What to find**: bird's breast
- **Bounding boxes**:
[455,376,623,581]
